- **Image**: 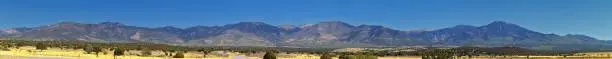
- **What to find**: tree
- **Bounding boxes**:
[422,49,455,59]
[92,47,103,57]
[354,55,378,59]
[84,46,94,54]
[198,48,211,57]
[263,52,277,59]
[162,50,170,56]
[113,47,125,59]
[169,49,177,56]
[338,55,354,59]
[320,53,332,59]
[84,45,104,57]
[35,43,47,51]
[0,47,9,51]
[173,52,185,58]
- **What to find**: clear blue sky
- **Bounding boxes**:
[0,0,611,40]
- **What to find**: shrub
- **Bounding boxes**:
[338,54,377,59]
[320,53,333,59]
[141,49,152,56]
[198,48,211,57]
[113,47,124,56]
[0,47,9,51]
[92,47,103,54]
[338,55,354,59]
[421,49,454,59]
[263,52,277,59]
[173,52,185,58]
[84,46,94,54]
[35,43,47,51]
[84,46,104,57]
[352,55,377,59]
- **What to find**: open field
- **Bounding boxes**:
[0,46,321,59]
[2,46,612,59]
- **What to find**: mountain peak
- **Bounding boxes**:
[56,21,80,25]
[357,25,384,28]
[278,25,298,29]
[481,21,526,30]
[158,26,182,29]
[52,21,86,27]
[224,22,275,28]
[453,25,478,28]
[319,21,349,24]
[234,22,267,25]
[489,21,511,25]
[224,22,280,33]
[316,21,354,27]
[99,22,124,26]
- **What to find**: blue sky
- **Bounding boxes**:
[0,0,611,40]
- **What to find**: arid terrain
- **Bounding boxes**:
[2,46,611,59]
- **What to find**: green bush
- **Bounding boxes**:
[338,55,352,59]
[351,55,376,59]
[84,46,94,54]
[421,49,454,59]
[173,52,185,58]
[35,43,47,51]
[263,52,277,59]
[92,47,103,54]
[339,54,378,59]
[0,47,9,51]
[320,53,332,59]
[113,47,124,56]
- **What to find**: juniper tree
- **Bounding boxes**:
[35,43,47,51]
[173,52,185,58]
[113,47,124,59]
[263,52,277,59]
[320,53,332,59]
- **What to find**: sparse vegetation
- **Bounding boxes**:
[1,39,611,59]
[113,47,124,56]
[0,47,9,51]
[263,52,277,59]
[35,42,47,51]
[140,49,152,56]
[338,55,353,59]
[320,53,332,59]
[173,52,185,58]
[421,49,453,59]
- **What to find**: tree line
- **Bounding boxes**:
[0,39,583,59]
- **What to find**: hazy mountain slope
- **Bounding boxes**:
[183,22,281,46]
[407,21,608,46]
[278,21,357,46]
[343,25,418,46]
[4,22,184,43]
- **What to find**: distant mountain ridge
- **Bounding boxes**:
[1,21,610,50]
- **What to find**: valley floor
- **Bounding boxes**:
[1,47,612,59]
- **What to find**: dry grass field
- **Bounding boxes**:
[1,46,612,59]
[0,46,321,59]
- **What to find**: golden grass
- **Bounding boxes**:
[1,46,611,59]
[0,46,323,59]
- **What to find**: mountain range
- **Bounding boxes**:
[1,21,610,50]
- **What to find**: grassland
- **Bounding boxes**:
[0,46,322,59]
[2,46,612,59]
